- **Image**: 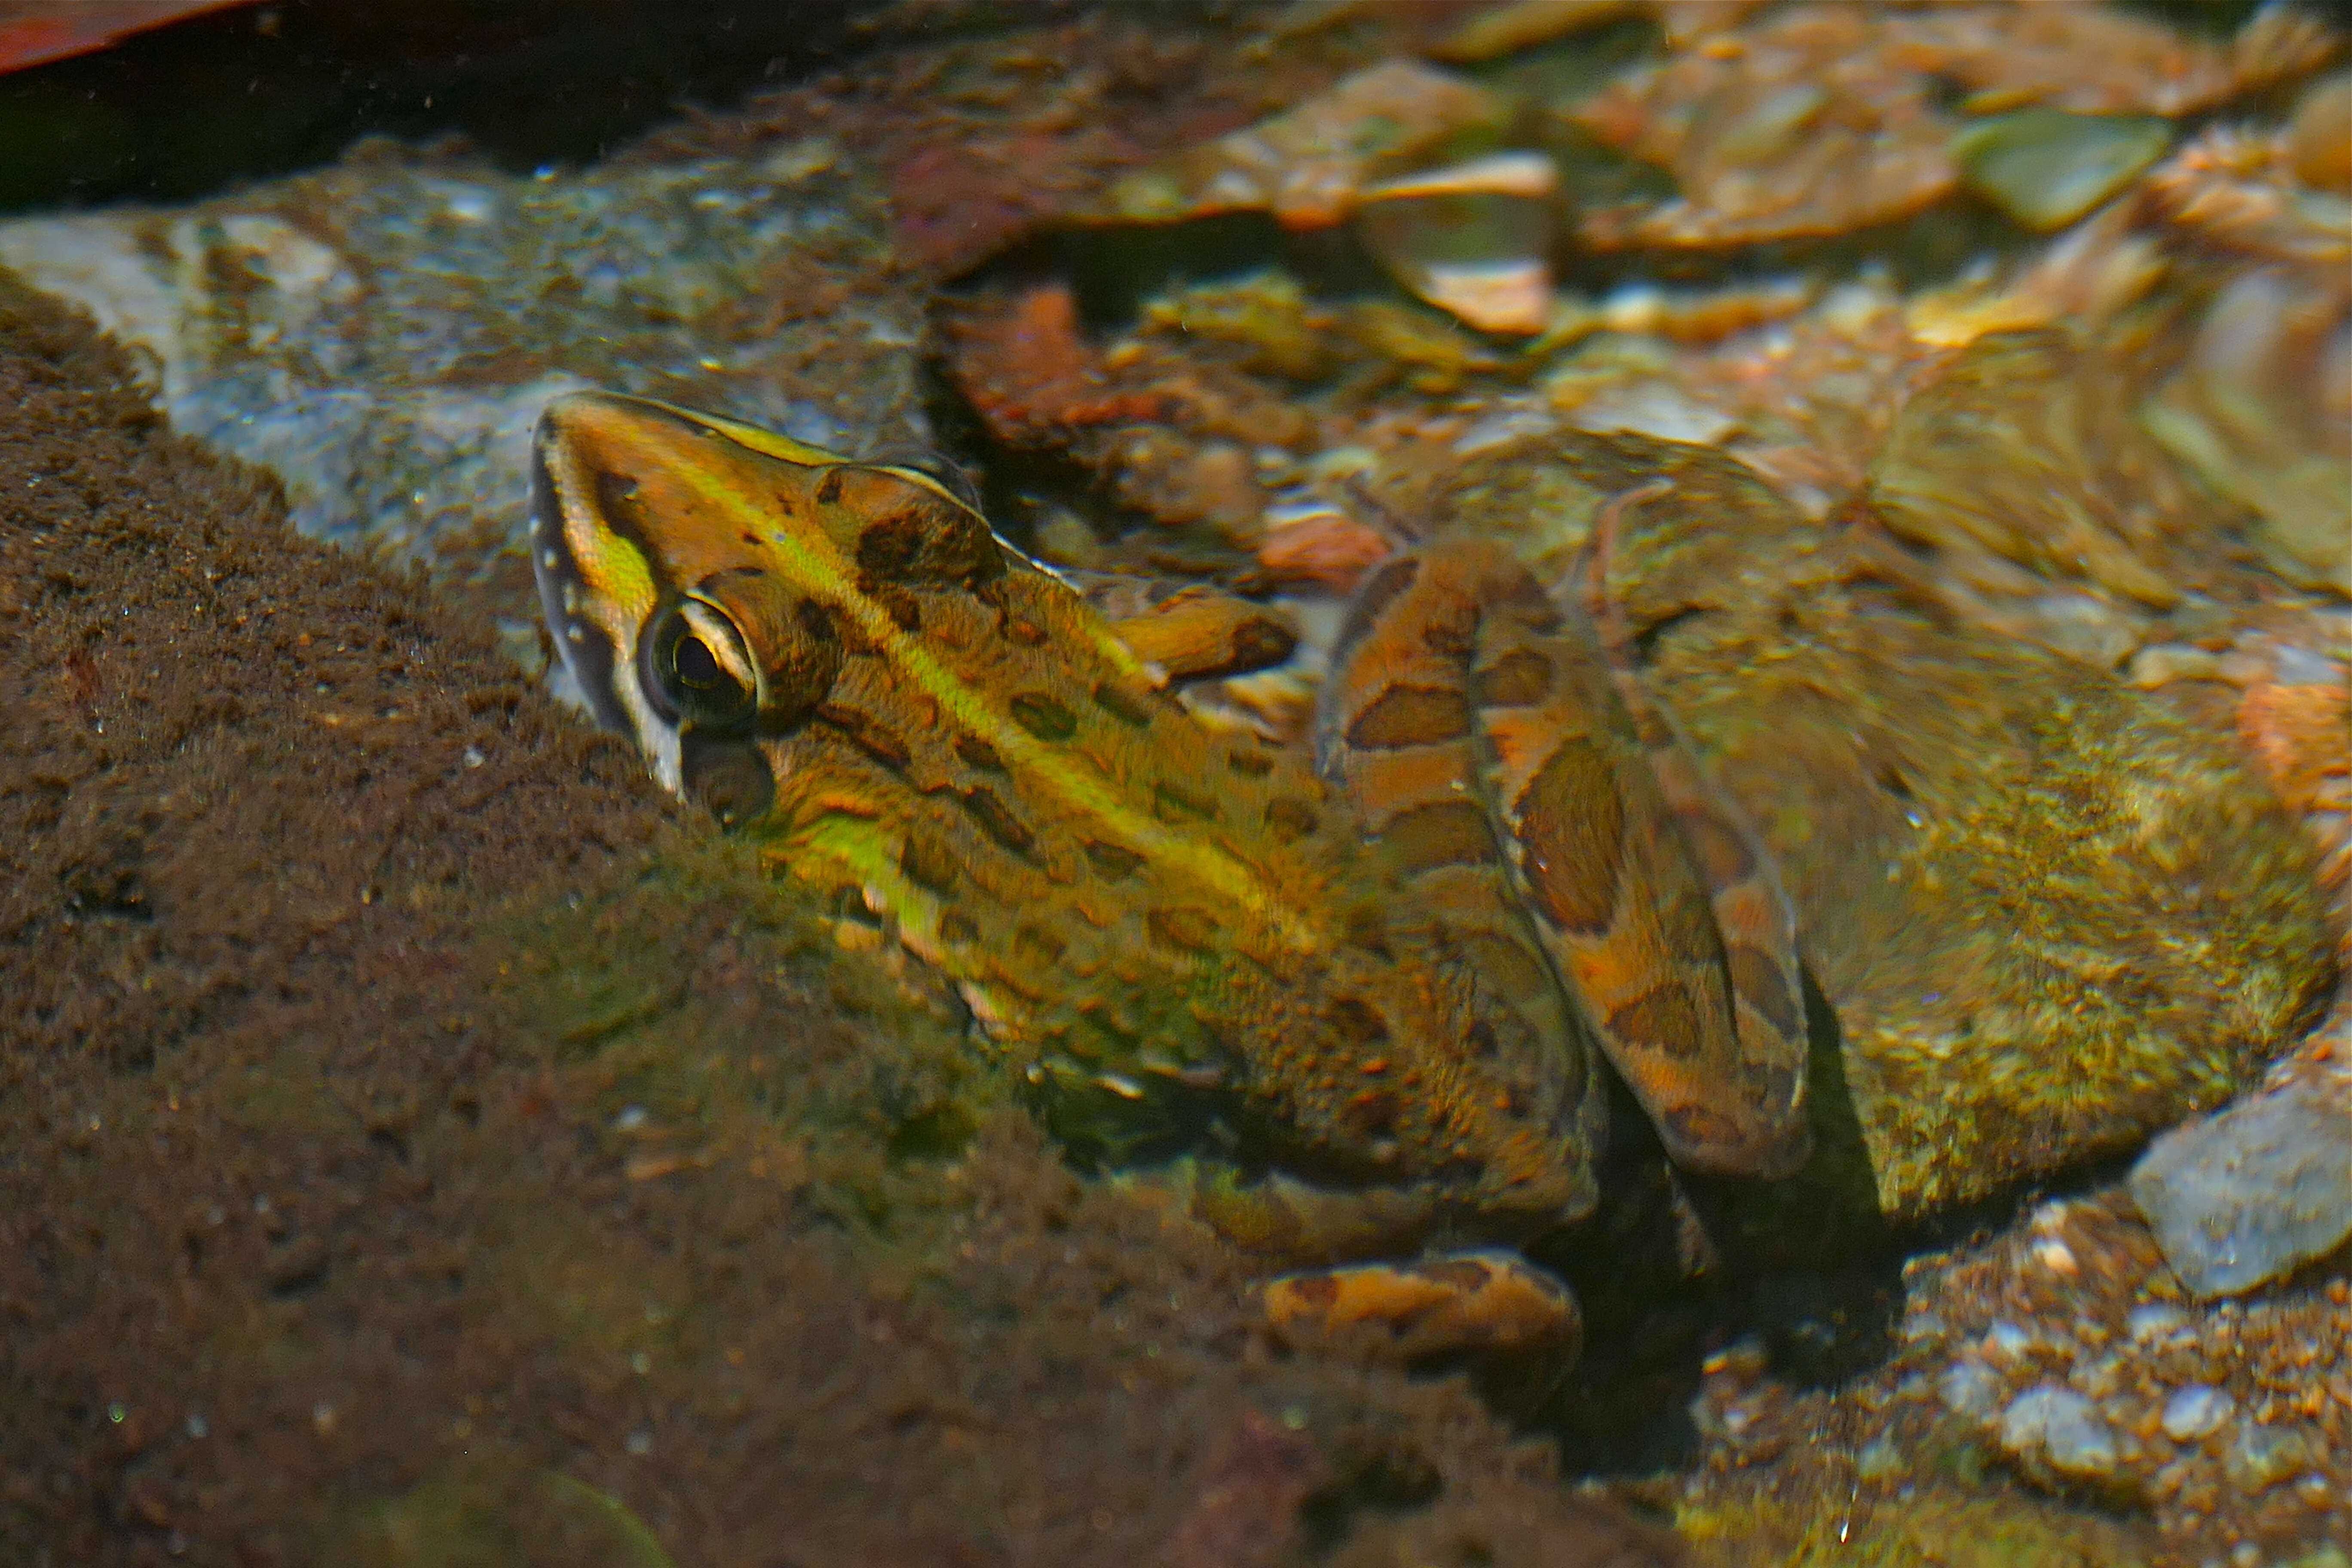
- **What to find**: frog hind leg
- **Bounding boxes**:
[1315,550,1609,1217]
[1334,536,1807,1180]
[1581,484,1813,1171]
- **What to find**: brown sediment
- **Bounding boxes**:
[0,275,1680,1565]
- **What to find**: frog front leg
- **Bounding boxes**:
[1108,1158,1585,1361]
[1083,582,1603,1360]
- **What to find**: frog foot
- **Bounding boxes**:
[1261,1250,1581,1361]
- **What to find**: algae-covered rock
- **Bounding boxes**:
[1439,430,2337,1224]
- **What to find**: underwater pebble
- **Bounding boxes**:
[2129,1075,2352,1298]
[1999,1383,2118,1478]
[2290,72,2352,193]
[2127,1302,2189,1343]
[1353,153,1559,334]
[2161,1384,2235,1441]
[1853,1436,1904,1479]
[1982,1319,2035,1360]
[2223,1422,2315,1493]
[2128,643,2226,688]
[1940,1358,2004,1420]
[1952,107,2172,232]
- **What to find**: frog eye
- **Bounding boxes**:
[640,594,762,732]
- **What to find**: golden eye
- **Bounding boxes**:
[640,596,760,732]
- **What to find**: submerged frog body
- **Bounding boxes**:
[528,392,1815,1320]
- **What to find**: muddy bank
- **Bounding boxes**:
[0,277,1684,1566]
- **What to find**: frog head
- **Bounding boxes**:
[529,390,1000,809]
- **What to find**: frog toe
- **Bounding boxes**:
[1260,1249,1580,1361]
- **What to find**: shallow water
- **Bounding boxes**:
[0,5,2346,1565]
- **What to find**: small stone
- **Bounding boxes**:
[2224,1423,2315,1493]
[1953,107,2172,232]
[2289,72,2352,194]
[2127,643,2225,688]
[1983,1320,2034,1360]
[2130,1075,2352,1298]
[1854,1436,1905,1479]
[1941,1358,2004,1419]
[2126,1303,2187,1343]
[2161,1384,2234,1441]
[2000,1383,2118,1478]
[1902,1308,1945,1343]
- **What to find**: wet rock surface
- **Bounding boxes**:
[2132,1061,2352,1299]
[0,133,930,651]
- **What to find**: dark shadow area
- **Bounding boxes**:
[1531,969,1908,1471]
[0,0,907,214]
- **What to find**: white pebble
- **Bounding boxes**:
[2000,1383,2117,1477]
[2161,1384,2234,1441]
[1940,1359,2003,1419]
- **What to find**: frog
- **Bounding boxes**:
[526,391,1821,1352]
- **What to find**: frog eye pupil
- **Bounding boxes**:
[674,636,723,689]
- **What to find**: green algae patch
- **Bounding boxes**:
[482,820,1022,1266]
[348,1463,675,1568]
[1680,1485,2153,1567]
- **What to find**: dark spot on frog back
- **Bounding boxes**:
[1380,799,1496,872]
[1010,692,1077,741]
[817,702,912,771]
[1092,677,1160,729]
[1605,982,1708,1060]
[1148,906,1217,952]
[1511,737,1625,935]
[1154,779,1221,824]
[901,832,962,894]
[1345,684,1472,750]
[955,735,1006,773]
[1475,647,1552,708]
[1670,804,1754,888]
[1084,841,1144,879]
[957,786,1035,856]
[1323,996,1392,1047]
[1726,943,1802,1041]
